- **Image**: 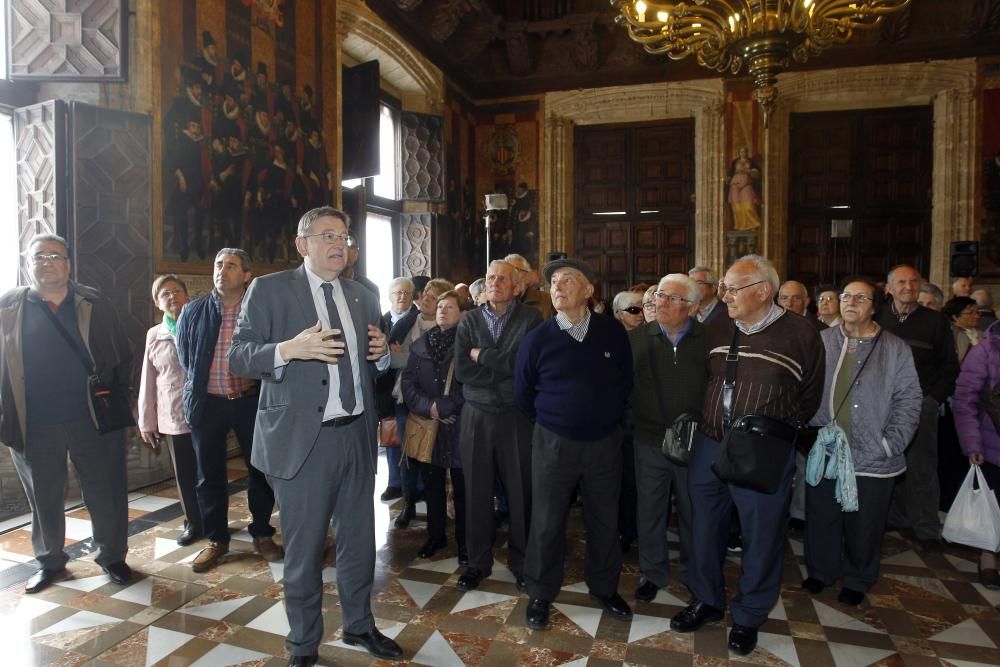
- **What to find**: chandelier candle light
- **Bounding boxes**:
[611,0,912,126]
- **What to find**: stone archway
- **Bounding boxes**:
[543,80,727,273]
[763,59,977,286]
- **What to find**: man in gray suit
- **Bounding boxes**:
[229,206,401,666]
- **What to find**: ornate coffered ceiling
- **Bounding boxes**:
[362,0,1000,99]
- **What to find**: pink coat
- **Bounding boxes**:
[138,323,190,435]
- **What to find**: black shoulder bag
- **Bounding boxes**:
[40,302,135,434]
[711,327,798,494]
[646,334,699,465]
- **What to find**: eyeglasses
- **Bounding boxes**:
[300,231,349,245]
[158,289,184,298]
[718,280,766,296]
[642,302,656,310]
[390,290,412,298]
[817,295,837,303]
[655,292,692,304]
[839,292,873,303]
[620,306,643,315]
[30,253,68,264]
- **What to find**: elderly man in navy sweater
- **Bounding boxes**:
[514,258,634,630]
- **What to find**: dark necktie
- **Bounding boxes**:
[321,282,356,413]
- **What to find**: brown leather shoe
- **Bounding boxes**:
[192,541,229,573]
[253,536,284,562]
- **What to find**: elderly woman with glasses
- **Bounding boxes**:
[138,275,203,546]
[801,277,922,607]
[642,285,658,323]
[377,277,416,502]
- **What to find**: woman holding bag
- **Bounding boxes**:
[801,278,922,606]
[953,320,1000,588]
[401,290,467,562]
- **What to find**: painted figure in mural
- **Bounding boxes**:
[510,182,539,266]
[166,108,208,262]
[728,146,762,231]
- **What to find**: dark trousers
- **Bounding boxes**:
[190,394,276,544]
[524,424,623,602]
[805,475,895,592]
[888,396,941,540]
[422,462,466,548]
[269,416,376,656]
[166,433,202,531]
[688,433,794,628]
[635,439,692,588]
[460,404,533,574]
[12,418,128,570]
[619,435,638,543]
[395,403,423,499]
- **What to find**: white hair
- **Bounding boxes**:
[688,265,716,284]
[658,273,700,303]
[612,291,642,312]
[387,276,414,295]
[735,255,779,294]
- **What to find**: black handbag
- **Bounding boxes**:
[41,302,135,434]
[647,334,699,465]
[711,327,796,494]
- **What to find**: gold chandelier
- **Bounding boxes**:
[611,0,912,126]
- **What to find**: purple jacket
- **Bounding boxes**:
[953,321,1000,466]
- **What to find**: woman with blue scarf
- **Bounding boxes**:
[801,278,922,606]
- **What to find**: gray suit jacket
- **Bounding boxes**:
[229,266,384,480]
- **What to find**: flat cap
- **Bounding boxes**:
[542,257,595,284]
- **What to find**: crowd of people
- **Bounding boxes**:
[6,209,1000,665]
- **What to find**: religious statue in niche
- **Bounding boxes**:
[162,29,327,268]
[727,145,762,230]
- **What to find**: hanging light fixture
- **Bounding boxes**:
[610,0,912,126]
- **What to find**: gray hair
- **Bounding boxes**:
[734,254,779,294]
[972,289,994,309]
[612,290,642,312]
[503,253,530,287]
[488,259,513,274]
[919,282,944,306]
[296,206,350,236]
[28,233,69,254]
[216,247,252,273]
[469,278,486,298]
[688,265,716,284]
[388,276,414,296]
[887,264,921,284]
[658,273,700,304]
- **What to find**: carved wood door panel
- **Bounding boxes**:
[574,120,694,302]
[788,106,931,290]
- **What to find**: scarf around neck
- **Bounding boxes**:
[426,325,456,364]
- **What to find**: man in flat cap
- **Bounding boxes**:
[514,258,634,630]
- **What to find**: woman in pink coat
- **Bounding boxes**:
[138,275,202,546]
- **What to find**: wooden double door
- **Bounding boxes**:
[574,119,694,301]
[788,106,932,289]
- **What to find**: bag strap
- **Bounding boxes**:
[831,330,881,423]
[646,332,670,421]
[723,326,740,428]
[443,360,456,396]
[38,298,95,375]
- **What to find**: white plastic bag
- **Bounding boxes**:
[942,465,1000,552]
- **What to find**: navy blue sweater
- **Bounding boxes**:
[514,314,633,441]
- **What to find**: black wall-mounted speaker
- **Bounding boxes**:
[949,241,979,278]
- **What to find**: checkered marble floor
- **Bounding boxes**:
[2,454,1000,666]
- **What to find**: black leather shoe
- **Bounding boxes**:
[380,486,402,501]
[801,577,825,595]
[417,538,446,559]
[670,600,725,632]
[457,545,469,566]
[102,561,132,585]
[456,568,488,591]
[24,568,65,594]
[177,523,202,547]
[287,652,318,666]
[728,624,758,655]
[634,577,659,602]
[394,503,416,529]
[511,571,527,592]
[590,592,633,621]
[838,587,865,606]
[526,598,550,630]
[341,628,403,659]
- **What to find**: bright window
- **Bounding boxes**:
[365,212,394,313]
[0,110,16,293]
[373,104,397,200]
